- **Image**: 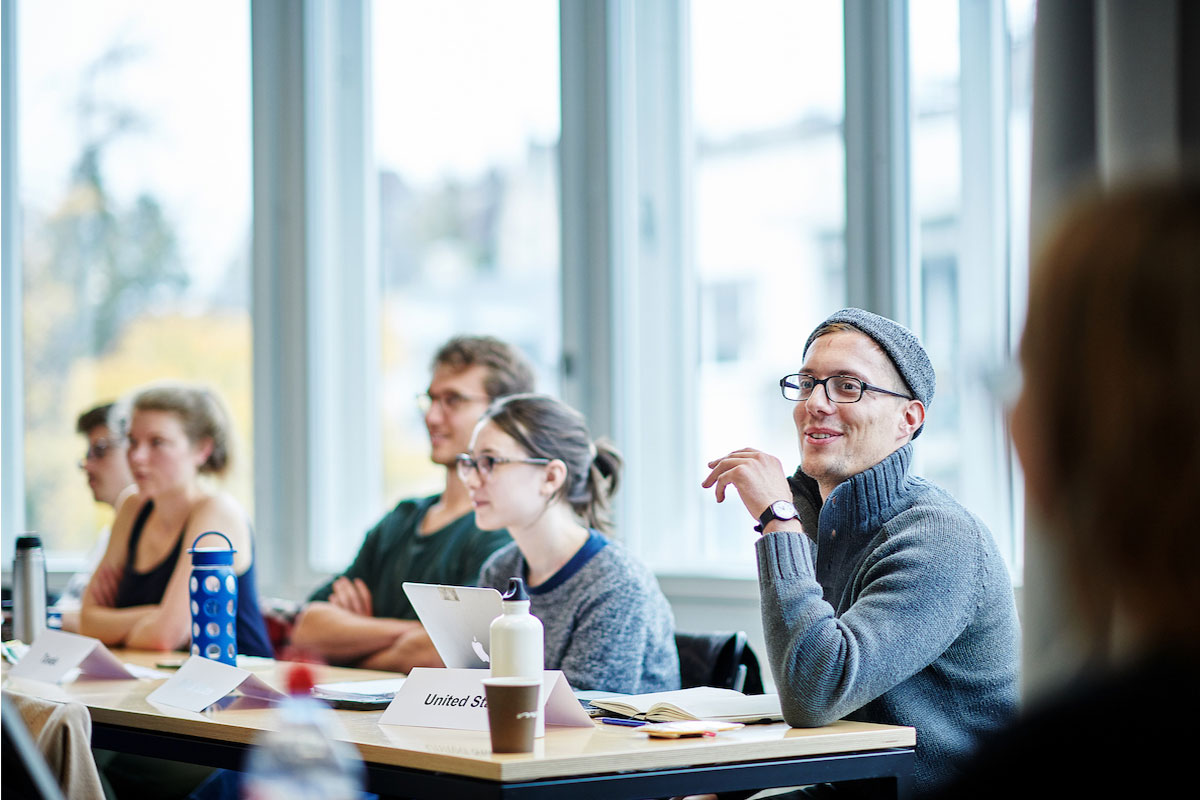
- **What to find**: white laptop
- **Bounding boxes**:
[402,582,504,669]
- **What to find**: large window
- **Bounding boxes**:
[12,0,251,566]
[4,1,1033,591]
[372,0,562,529]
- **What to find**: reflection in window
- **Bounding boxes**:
[373,1,561,502]
[18,1,252,560]
[909,0,1036,576]
[685,0,846,572]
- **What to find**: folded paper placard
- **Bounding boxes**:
[147,655,286,712]
[8,630,149,683]
[378,667,593,735]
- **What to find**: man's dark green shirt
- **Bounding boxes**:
[308,494,512,620]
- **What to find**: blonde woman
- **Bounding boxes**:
[80,383,272,657]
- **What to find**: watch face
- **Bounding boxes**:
[772,500,797,519]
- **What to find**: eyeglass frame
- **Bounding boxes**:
[779,373,914,404]
[80,438,119,466]
[455,453,552,481]
[416,391,491,414]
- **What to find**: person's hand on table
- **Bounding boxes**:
[329,577,374,617]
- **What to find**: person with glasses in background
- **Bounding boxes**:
[291,336,534,671]
[702,309,1019,796]
[52,402,137,633]
[465,394,679,693]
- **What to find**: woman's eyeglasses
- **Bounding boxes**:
[455,453,551,481]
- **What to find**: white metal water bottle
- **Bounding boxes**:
[13,535,47,644]
[489,577,543,679]
[188,531,238,665]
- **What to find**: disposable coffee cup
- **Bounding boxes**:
[482,677,542,753]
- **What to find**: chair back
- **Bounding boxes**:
[2,693,69,800]
[675,631,764,694]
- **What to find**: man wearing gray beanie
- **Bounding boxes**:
[704,308,1019,795]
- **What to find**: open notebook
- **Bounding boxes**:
[589,686,783,723]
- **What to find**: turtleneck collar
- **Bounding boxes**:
[788,443,919,541]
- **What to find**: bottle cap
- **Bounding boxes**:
[286,662,317,695]
[189,531,236,566]
[502,577,529,603]
[16,535,42,549]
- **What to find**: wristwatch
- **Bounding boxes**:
[755,499,799,533]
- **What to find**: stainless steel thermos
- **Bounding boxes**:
[13,535,48,643]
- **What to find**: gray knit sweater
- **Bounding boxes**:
[758,444,1019,793]
[479,531,680,694]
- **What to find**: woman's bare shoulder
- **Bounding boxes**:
[187,492,250,540]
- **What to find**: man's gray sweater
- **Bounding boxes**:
[757,444,1019,793]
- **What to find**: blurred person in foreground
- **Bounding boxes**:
[928,178,1200,797]
[79,383,272,657]
[290,335,533,671]
[53,402,136,632]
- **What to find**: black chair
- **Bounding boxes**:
[675,631,765,694]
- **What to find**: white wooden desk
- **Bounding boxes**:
[4,651,917,799]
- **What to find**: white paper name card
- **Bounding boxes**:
[9,630,143,683]
[378,668,593,734]
[147,655,286,712]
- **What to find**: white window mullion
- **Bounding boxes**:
[843,0,912,325]
[251,0,378,599]
[303,0,380,580]
[959,0,1017,573]
[2,0,25,564]
[559,0,617,441]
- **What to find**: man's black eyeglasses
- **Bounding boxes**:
[82,439,116,463]
[779,373,913,404]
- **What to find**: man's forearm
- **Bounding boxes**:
[356,626,444,673]
[290,602,414,663]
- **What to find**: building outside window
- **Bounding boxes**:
[10,0,251,569]
[4,1,1033,588]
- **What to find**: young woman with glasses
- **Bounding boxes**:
[458,393,680,694]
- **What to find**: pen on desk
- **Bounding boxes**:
[599,717,647,727]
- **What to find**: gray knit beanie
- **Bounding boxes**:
[802,308,935,437]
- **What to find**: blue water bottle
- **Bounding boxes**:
[188,531,238,665]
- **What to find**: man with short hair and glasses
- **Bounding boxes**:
[703,308,1019,795]
[54,402,137,633]
[292,335,534,671]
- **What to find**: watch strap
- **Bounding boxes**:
[754,500,798,533]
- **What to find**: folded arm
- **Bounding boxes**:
[290,602,441,671]
[80,500,154,646]
[80,493,256,652]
